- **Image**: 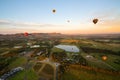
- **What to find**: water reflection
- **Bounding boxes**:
[55,45,79,52]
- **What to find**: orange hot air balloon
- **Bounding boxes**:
[52,9,56,13]
[93,18,98,24]
[102,56,107,61]
[24,32,28,37]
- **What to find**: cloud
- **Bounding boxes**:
[0,19,13,25]
[0,19,63,27]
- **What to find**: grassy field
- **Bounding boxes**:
[61,64,120,80]
[61,72,79,80]
[8,57,39,80]
[77,39,120,71]
[41,64,54,75]
[33,62,54,80]
[4,39,120,80]
[51,47,65,53]
[8,69,39,80]
[78,39,120,52]
[8,57,27,69]
[81,52,120,71]
[90,53,120,71]
[38,64,54,80]
[0,48,10,54]
[33,62,43,72]
[60,39,120,80]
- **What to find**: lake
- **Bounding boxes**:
[55,45,80,52]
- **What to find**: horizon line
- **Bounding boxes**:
[0,32,120,35]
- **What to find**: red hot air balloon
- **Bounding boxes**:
[24,32,28,37]
[93,18,98,24]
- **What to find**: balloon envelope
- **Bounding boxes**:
[67,20,70,23]
[52,9,56,13]
[102,56,107,61]
[93,19,98,24]
[24,32,28,36]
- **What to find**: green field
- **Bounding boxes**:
[61,65,120,80]
[8,57,39,80]
[1,38,120,80]
[8,57,27,69]
[33,62,54,80]
[77,39,120,71]
[51,47,65,53]
[8,69,39,80]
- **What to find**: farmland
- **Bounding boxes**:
[0,33,120,80]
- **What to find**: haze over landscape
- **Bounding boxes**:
[0,1,120,80]
[0,0,120,34]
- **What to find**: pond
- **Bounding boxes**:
[55,45,80,52]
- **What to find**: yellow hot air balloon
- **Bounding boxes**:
[102,56,107,61]
[93,18,98,24]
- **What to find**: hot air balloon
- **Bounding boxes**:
[24,32,28,37]
[93,18,98,24]
[67,20,70,23]
[102,56,107,61]
[52,9,56,13]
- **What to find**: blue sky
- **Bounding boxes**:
[0,0,120,34]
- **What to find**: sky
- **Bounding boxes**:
[0,0,120,34]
